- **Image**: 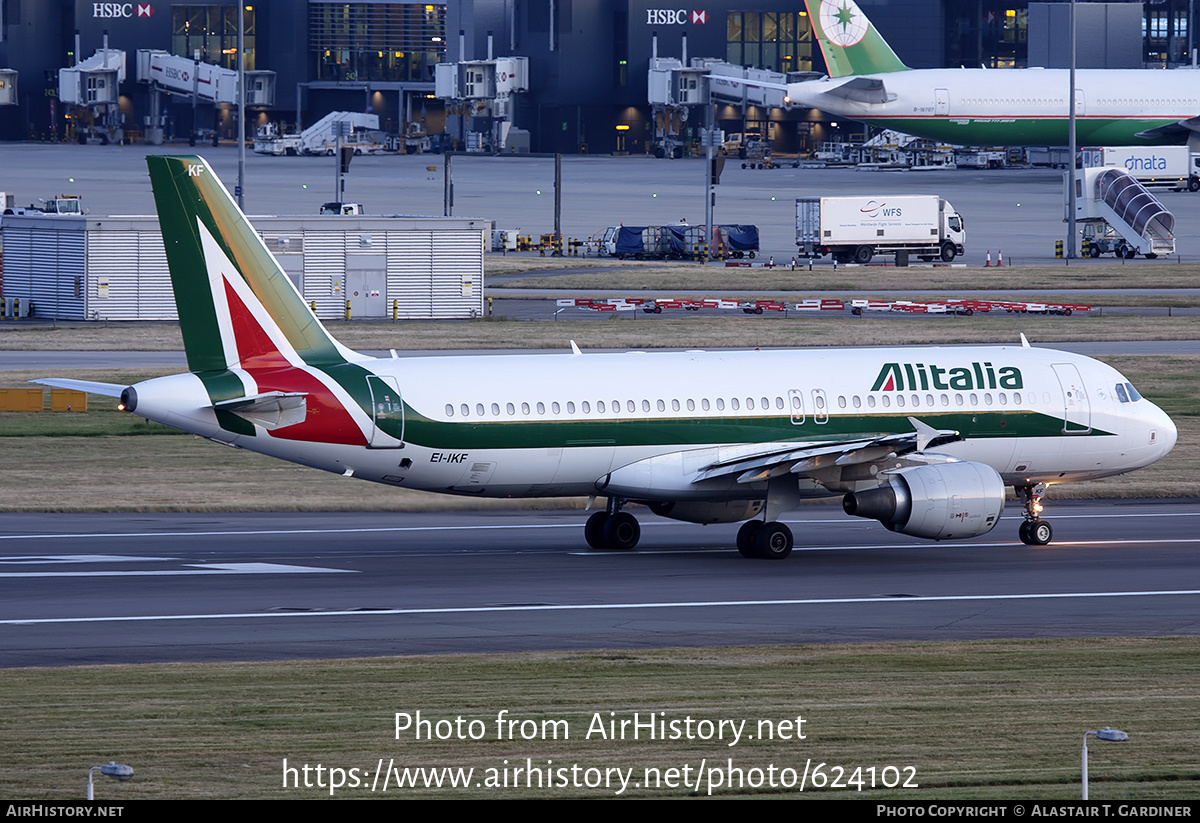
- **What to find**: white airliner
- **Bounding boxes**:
[38,156,1176,559]
[786,0,1200,147]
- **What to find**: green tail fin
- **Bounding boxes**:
[147,155,349,372]
[804,0,909,77]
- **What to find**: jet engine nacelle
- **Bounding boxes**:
[842,461,1005,540]
[648,499,764,524]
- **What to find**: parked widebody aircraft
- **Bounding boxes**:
[786,0,1200,147]
[38,156,1176,558]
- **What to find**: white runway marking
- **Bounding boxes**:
[0,562,355,578]
[0,555,174,564]
[2,509,1199,542]
[3,588,1197,625]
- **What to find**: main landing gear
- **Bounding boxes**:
[584,498,641,551]
[736,519,794,560]
[1016,483,1052,545]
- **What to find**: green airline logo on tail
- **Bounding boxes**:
[805,0,909,77]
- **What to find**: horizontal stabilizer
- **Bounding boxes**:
[214,391,308,430]
[28,378,125,397]
[823,76,892,104]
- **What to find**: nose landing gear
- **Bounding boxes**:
[1016,484,1052,545]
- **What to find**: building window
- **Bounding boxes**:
[309,1,446,82]
[172,5,256,70]
[726,11,813,74]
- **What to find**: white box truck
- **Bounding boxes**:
[795,195,965,264]
[1080,146,1200,191]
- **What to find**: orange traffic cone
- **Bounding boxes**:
[985,250,992,267]
[997,249,1004,267]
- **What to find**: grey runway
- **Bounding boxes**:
[2,501,1198,666]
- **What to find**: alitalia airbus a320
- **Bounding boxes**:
[37,156,1176,559]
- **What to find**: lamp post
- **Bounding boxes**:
[1067,0,1077,258]
[87,762,133,799]
[1082,727,1128,799]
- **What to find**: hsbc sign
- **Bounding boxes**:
[646,9,708,25]
[92,3,155,17]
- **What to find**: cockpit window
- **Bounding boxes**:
[1125,382,1143,401]
[1115,383,1129,403]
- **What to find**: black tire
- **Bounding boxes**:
[1145,253,1158,259]
[755,522,794,560]
[939,242,956,263]
[1089,245,1101,258]
[1018,520,1032,544]
[603,512,641,551]
[737,520,763,558]
[653,306,662,314]
[754,306,764,315]
[584,512,609,550]
[1189,177,1200,192]
[1028,519,1052,546]
[1123,245,1138,260]
[748,251,756,259]
[853,245,873,264]
[851,307,863,316]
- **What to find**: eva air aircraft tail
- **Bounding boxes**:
[35,156,1177,560]
[803,0,908,78]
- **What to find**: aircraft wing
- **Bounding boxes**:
[1134,117,1200,140]
[692,417,960,485]
[602,418,961,496]
[29,378,125,397]
[821,75,893,105]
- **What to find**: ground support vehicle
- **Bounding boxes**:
[796,195,965,264]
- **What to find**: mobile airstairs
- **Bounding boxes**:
[1068,167,1175,258]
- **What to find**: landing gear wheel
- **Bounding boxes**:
[755,522,794,560]
[939,242,957,262]
[584,512,609,550]
[853,245,874,264]
[603,511,641,551]
[736,520,763,558]
[1020,519,1052,545]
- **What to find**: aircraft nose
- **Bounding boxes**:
[1148,402,1177,459]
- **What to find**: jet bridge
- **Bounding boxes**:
[1067,167,1175,258]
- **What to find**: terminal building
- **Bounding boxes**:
[0,1,1194,152]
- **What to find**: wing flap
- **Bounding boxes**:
[695,418,960,485]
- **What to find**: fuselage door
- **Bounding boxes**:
[935,88,949,116]
[367,374,405,447]
[1052,363,1091,433]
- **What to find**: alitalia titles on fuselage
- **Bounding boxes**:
[871,362,1023,393]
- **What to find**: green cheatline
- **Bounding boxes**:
[397,406,1109,451]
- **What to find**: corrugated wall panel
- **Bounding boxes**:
[301,232,346,320]
[87,232,144,320]
[388,231,435,318]
[0,227,87,320]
